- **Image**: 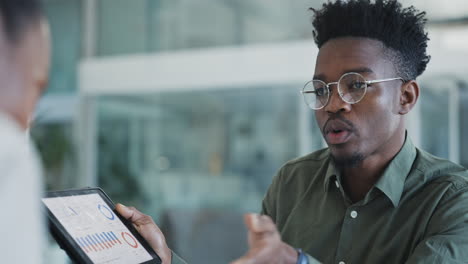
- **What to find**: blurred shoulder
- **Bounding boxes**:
[0,112,36,167]
[414,147,468,193]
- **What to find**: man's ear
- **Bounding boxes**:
[399,80,419,115]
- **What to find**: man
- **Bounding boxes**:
[118,0,468,263]
[0,0,50,263]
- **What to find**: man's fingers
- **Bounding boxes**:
[115,203,171,264]
[115,203,163,239]
[233,214,293,264]
[244,213,276,234]
[115,203,155,228]
[115,203,133,218]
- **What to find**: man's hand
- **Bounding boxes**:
[115,203,172,264]
[231,213,298,264]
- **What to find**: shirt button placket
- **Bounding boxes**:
[335,204,359,264]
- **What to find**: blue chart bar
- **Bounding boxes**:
[84,236,97,252]
[80,238,90,252]
[93,234,105,249]
[91,234,107,250]
[102,232,112,245]
[88,235,100,251]
[99,233,111,247]
[98,233,110,248]
[75,237,88,252]
[76,231,122,253]
[107,231,122,244]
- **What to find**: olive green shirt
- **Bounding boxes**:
[262,137,468,263]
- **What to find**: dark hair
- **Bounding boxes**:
[311,0,430,80]
[0,0,44,43]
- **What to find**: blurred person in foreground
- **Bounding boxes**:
[117,0,468,263]
[0,0,50,262]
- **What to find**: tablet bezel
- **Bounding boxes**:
[43,187,162,264]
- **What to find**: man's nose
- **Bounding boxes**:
[324,85,352,113]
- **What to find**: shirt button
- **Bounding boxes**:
[335,180,340,188]
[350,210,358,218]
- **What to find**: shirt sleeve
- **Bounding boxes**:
[304,253,323,264]
[260,167,284,221]
[405,184,468,263]
[262,167,325,264]
[171,251,188,264]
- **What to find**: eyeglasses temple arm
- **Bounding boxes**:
[366,77,404,85]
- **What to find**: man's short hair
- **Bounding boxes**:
[311,0,430,81]
[0,0,44,44]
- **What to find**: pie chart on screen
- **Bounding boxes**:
[121,232,138,248]
[98,204,115,220]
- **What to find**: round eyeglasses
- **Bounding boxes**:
[301,72,404,110]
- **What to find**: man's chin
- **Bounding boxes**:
[330,152,365,169]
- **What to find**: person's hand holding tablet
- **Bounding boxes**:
[115,204,172,264]
[43,188,167,264]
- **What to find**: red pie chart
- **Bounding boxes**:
[121,232,138,248]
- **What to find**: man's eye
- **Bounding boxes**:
[315,87,326,96]
[351,81,366,90]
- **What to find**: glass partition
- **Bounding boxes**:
[419,79,451,159]
[96,0,318,56]
[44,0,81,94]
[419,76,463,161]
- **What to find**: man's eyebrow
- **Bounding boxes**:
[312,67,375,81]
[313,74,326,81]
[345,67,374,75]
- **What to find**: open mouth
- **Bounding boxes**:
[323,119,354,145]
[326,130,351,144]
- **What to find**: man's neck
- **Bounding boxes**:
[341,158,389,202]
[340,133,406,203]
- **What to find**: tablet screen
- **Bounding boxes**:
[43,193,154,264]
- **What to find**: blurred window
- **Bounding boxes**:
[420,81,450,159]
[96,0,318,56]
[44,0,81,94]
[31,122,77,191]
[419,76,464,162]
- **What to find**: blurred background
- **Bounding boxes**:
[35,0,468,263]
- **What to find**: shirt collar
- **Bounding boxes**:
[323,150,339,191]
[374,135,416,207]
[323,134,417,207]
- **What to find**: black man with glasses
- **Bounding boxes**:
[229,1,468,264]
[117,1,468,264]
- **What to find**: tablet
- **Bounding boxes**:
[42,187,162,264]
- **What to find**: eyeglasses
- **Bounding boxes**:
[301,72,404,110]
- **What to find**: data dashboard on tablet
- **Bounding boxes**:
[42,188,161,264]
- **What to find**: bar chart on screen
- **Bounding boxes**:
[75,231,124,253]
[43,194,153,264]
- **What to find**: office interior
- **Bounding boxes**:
[36,0,468,263]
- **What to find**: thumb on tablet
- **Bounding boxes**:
[115,203,132,217]
[115,203,172,264]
